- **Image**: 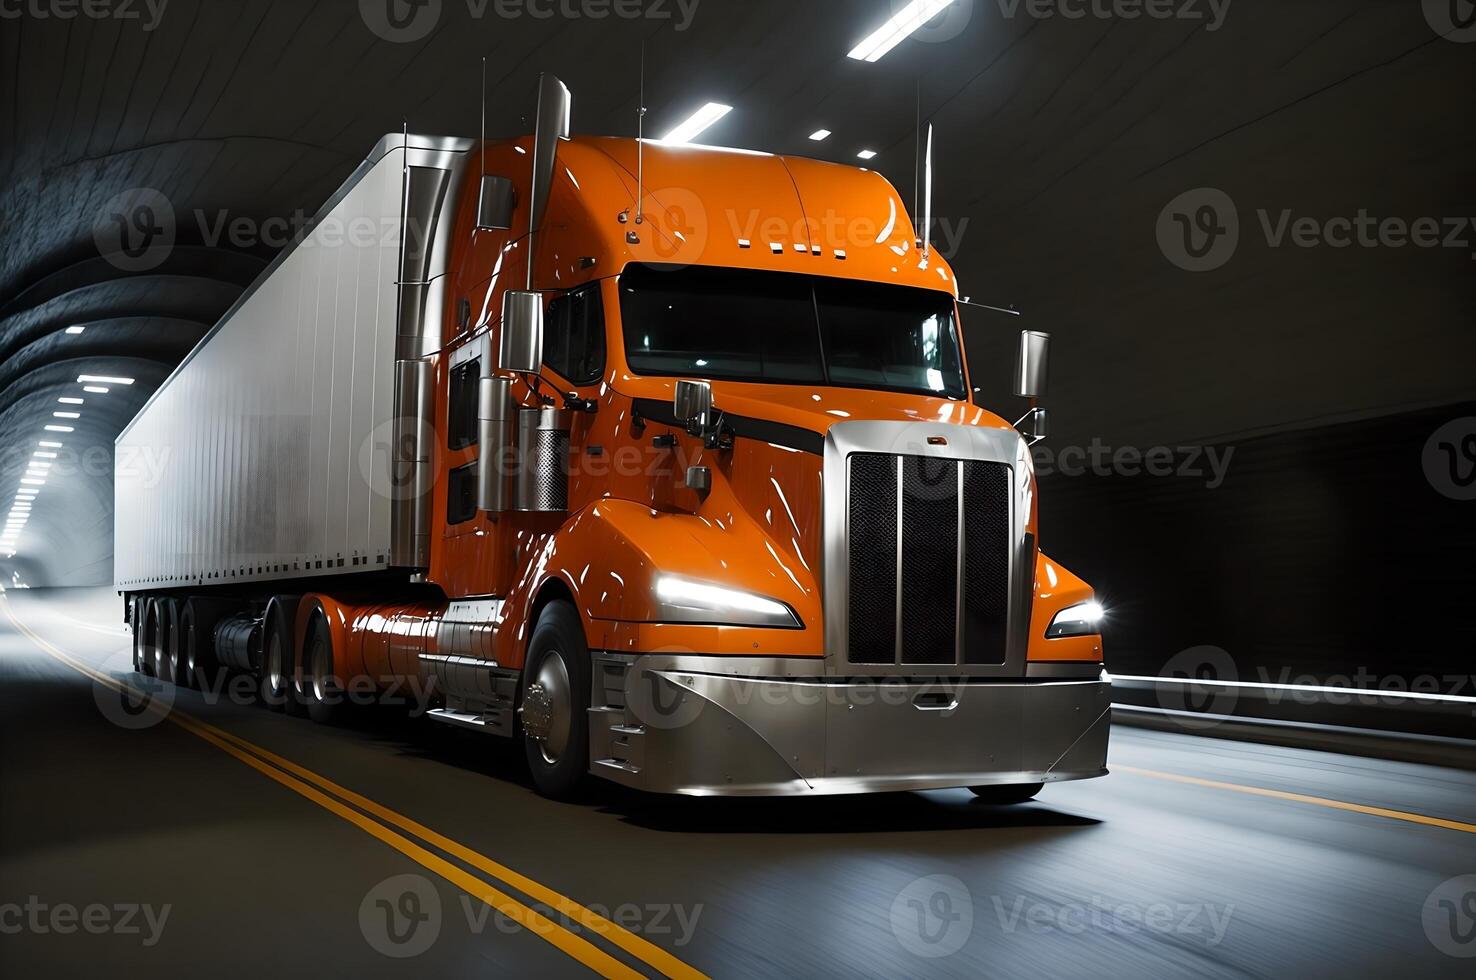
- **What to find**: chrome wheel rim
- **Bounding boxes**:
[311,638,333,704]
[525,654,572,765]
[266,633,284,695]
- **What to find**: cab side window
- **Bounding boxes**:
[544,284,605,386]
[448,358,480,450]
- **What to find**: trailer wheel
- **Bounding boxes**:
[140,599,158,676]
[130,598,145,673]
[967,782,1044,804]
[169,602,192,689]
[521,601,591,800]
[150,598,174,681]
[261,613,293,711]
[303,615,345,725]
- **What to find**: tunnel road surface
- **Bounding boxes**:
[2,587,1474,978]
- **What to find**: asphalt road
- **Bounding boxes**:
[2,587,1474,978]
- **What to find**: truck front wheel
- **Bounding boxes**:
[521,601,591,800]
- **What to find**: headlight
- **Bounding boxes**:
[1046,600,1103,638]
[653,576,802,629]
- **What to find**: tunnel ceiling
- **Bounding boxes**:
[1,0,1471,586]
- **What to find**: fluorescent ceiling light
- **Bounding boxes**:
[44,425,73,432]
[83,386,109,394]
[58,397,84,405]
[662,102,733,145]
[77,375,134,385]
[809,129,832,141]
[53,412,80,419]
[38,441,62,448]
[33,451,57,459]
[857,149,878,160]
[848,0,957,62]
[65,325,85,334]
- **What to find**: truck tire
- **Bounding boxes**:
[261,610,293,712]
[168,602,192,689]
[303,614,346,725]
[130,597,145,673]
[140,598,158,676]
[968,782,1044,804]
[150,597,174,682]
[521,601,591,800]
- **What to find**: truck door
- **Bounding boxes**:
[542,282,606,509]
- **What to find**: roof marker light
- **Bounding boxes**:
[847,0,957,62]
[661,102,733,145]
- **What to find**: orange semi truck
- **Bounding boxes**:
[116,76,1109,799]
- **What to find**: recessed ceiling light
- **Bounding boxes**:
[38,441,63,448]
[58,397,84,405]
[44,425,73,432]
[809,129,832,141]
[33,451,57,459]
[53,411,80,419]
[848,0,957,62]
[65,325,85,334]
[76,375,134,385]
[662,102,733,145]
[857,149,878,160]
[83,386,109,394]
[20,478,45,486]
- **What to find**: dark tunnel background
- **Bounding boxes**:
[0,1,1472,692]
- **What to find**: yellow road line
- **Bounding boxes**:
[3,594,708,979]
[1116,764,1476,835]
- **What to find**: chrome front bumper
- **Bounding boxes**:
[588,654,1111,796]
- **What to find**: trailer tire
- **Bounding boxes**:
[130,597,145,673]
[967,782,1043,804]
[303,614,346,726]
[521,601,591,801]
[169,602,192,689]
[150,597,174,682]
[261,611,293,712]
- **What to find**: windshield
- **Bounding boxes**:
[619,264,967,399]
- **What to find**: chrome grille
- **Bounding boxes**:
[845,453,1012,666]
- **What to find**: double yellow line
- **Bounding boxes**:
[1,594,707,980]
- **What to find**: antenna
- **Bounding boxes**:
[912,79,920,229]
[635,40,647,228]
[480,56,487,183]
[922,123,933,261]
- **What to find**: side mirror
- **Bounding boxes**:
[1015,406,1048,445]
[476,175,515,230]
[1014,329,1050,400]
[499,290,543,374]
[674,380,713,431]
